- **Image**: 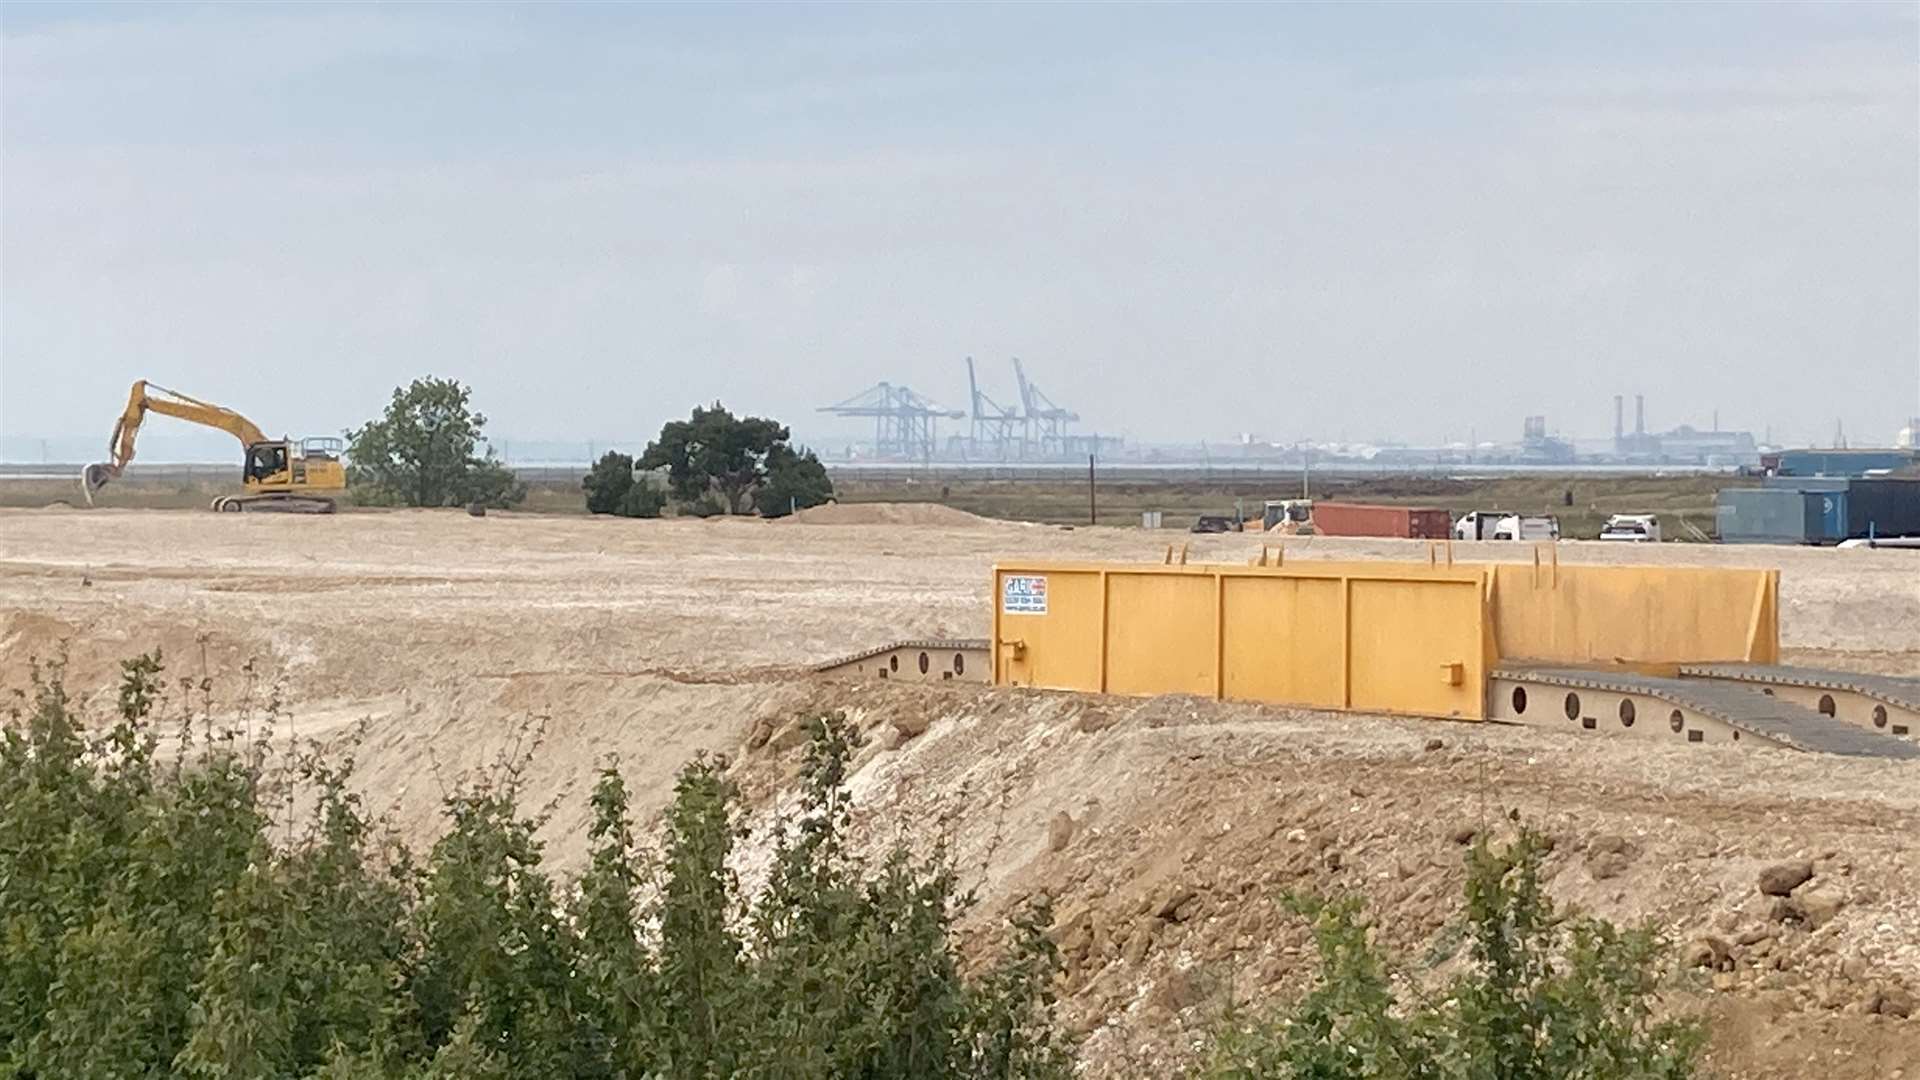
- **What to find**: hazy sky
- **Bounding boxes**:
[3,1,1916,453]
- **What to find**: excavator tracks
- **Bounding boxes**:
[1490,665,1919,759]
[210,494,338,514]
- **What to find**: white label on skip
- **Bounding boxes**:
[1001,575,1049,615]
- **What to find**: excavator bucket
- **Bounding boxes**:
[80,462,115,505]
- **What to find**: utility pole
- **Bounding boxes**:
[1088,454,1097,525]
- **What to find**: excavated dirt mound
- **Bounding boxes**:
[782,500,999,527]
[727,681,1920,1078]
[1,509,1916,1077]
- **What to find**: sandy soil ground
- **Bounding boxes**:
[3,507,1917,1077]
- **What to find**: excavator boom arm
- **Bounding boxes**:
[83,380,273,502]
[103,380,267,476]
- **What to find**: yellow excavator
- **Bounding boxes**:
[82,381,346,513]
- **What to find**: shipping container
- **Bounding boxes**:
[1725,478,1920,543]
[1717,488,1831,544]
[1311,502,1453,539]
[1845,478,1920,538]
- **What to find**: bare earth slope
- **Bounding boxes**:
[2,508,1916,1077]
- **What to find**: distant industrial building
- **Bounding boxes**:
[1609,393,1758,467]
[1763,448,1920,478]
[1519,415,1575,464]
[1654,425,1758,464]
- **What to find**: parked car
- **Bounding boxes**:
[1598,514,1661,542]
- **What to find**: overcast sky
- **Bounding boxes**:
[2,1,1916,454]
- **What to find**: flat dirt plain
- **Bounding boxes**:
[3,505,1917,1077]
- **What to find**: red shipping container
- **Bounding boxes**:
[1311,502,1452,539]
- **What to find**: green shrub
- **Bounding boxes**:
[582,451,636,515]
[1198,829,1705,1080]
[618,483,667,519]
[1,657,1070,1080]
[753,445,833,518]
[582,452,668,518]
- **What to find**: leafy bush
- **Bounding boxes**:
[581,451,664,518]
[582,451,633,514]
[1,657,1069,1080]
[1198,829,1704,1080]
[619,484,667,518]
[753,444,834,518]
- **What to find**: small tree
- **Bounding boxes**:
[582,452,636,515]
[347,377,527,509]
[582,451,666,519]
[754,444,834,518]
[638,403,830,516]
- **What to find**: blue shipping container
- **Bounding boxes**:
[1717,489,1832,544]
[1815,490,1847,538]
[1845,478,1920,538]
[1720,478,1920,542]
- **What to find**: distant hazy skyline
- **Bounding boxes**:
[3,2,1916,454]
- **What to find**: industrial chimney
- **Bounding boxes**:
[1634,394,1646,437]
[1613,395,1624,445]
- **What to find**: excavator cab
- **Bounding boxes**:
[245,441,292,485]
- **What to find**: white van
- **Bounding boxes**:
[1489,514,1560,541]
[1599,514,1661,542]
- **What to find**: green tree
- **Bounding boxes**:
[581,451,665,518]
[639,403,830,515]
[582,451,635,515]
[346,377,527,509]
[753,444,834,518]
[653,757,748,1076]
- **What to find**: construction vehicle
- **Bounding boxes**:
[82,381,346,513]
[1261,499,1315,534]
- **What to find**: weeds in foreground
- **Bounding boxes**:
[1198,829,1704,1080]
